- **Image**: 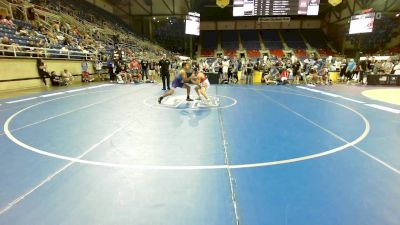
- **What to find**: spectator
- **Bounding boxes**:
[2,16,14,27]
[231,57,239,84]
[278,66,289,85]
[11,42,22,55]
[382,58,394,74]
[61,69,74,85]
[393,61,400,75]
[37,58,49,86]
[222,57,230,81]
[50,71,66,86]
[339,59,348,81]
[107,57,115,82]
[345,59,356,84]
[140,57,149,82]
[94,59,104,80]
[60,22,71,34]
[51,21,60,33]
[81,58,90,82]
[127,59,140,83]
[307,68,322,84]
[0,36,13,56]
[373,60,383,74]
[148,60,156,83]
[60,45,69,57]
[16,26,29,36]
[358,59,368,84]
[264,64,279,85]
[292,58,301,84]
[245,60,253,84]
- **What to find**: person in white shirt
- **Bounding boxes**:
[61,69,74,85]
[95,60,104,80]
[382,59,394,74]
[222,57,230,79]
[393,61,400,75]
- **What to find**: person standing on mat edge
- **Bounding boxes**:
[158,62,194,104]
[159,54,171,90]
[141,57,149,82]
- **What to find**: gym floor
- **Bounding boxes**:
[0,83,399,225]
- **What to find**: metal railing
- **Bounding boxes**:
[0,43,100,60]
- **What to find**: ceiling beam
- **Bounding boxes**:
[134,0,151,15]
[161,0,174,14]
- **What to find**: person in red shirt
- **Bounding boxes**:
[279,67,289,84]
[129,58,142,82]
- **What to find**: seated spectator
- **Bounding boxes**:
[11,42,22,55]
[2,16,14,27]
[307,68,323,84]
[61,69,74,85]
[16,26,29,36]
[51,21,60,33]
[60,22,71,34]
[60,45,68,57]
[382,59,394,74]
[394,61,400,75]
[264,65,279,85]
[319,66,330,85]
[0,36,12,56]
[277,67,289,85]
[46,31,58,45]
[50,71,66,86]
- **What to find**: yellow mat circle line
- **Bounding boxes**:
[362,89,400,106]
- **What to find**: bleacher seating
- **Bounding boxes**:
[247,50,260,58]
[0,0,170,62]
[201,31,217,50]
[388,45,400,54]
[260,30,283,50]
[294,49,307,58]
[318,48,335,57]
[302,29,328,49]
[281,30,306,49]
[240,30,260,50]
[221,30,239,50]
[270,49,284,57]
[201,49,214,57]
[224,49,237,58]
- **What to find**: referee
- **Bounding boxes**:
[159,54,171,90]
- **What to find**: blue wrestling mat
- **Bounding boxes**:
[0,83,399,225]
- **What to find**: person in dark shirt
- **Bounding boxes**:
[339,59,348,81]
[359,60,368,84]
[50,71,66,86]
[159,54,171,90]
[107,58,115,82]
[36,58,49,86]
[141,58,149,82]
[292,59,301,84]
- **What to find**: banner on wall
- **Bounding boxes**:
[216,0,229,8]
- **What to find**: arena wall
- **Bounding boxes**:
[0,59,94,92]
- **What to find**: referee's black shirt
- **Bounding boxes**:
[159,59,171,76]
